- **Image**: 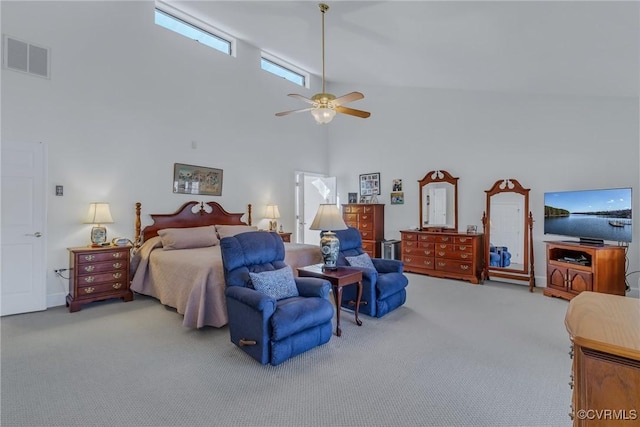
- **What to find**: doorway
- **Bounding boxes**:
[1,140,47,316]
[295,172,336,245]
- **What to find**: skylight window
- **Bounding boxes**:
[154,4,234,56]
[261,53,308,88]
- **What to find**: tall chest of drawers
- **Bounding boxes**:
[400,230,484,284]
[67,245,133,312]
[342,204,384,258]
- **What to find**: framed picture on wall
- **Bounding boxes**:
[359,172,380,197]
[173,163,223,196]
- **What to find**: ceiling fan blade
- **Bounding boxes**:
[275,107,313,117]
[332,91,364,106]
[336,106,371,118]
[287,94,315,105]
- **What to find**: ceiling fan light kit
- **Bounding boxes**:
[275,3,371,124]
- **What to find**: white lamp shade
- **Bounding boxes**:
[311,107,336,124]
[309,204,347,231]
[265,204,281,219]
[84,202,114,224]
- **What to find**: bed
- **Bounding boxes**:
[130,201,322,328]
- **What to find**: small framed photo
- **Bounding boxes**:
[392,179,403,192]
[359,172,380,197]
[391,192,404,205]
[348,192,358,204]
[466,225,478,234]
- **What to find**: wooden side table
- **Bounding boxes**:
[67,245,133,312]
[278,232,292,242]
[297,264,363,337]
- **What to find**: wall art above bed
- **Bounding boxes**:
[173,163,223,196]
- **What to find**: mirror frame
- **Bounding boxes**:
[481,178,535,292]
[419,170,458,231]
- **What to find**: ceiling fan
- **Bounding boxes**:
[275,3,371,124]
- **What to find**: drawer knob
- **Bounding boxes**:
[84,287,95,294]
[83,276,95,283]
[438,262,446,267]
[461,254,468,259]
[83,266,95,272]
[83,255,95,261]
[112,262,122,268]
[405,257,413,263]
[112,252,123,258]
[460,265,469,270]
[112,272,122,279]
[438,251,445,256]
[459,238,468,242]
[459,245,467,250]
[112,283,122,289]
[440,244,447,249]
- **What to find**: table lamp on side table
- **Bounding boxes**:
[309,204,348,270]
[265,204,280,232]
[84,202,114,247]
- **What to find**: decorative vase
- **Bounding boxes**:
[320,231,340,270]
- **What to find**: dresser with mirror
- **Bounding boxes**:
[400,170,484,284]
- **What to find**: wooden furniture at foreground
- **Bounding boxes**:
[400,230,484,284]
[565,292,640,426]
[67,245,133,312]
[342,203,384,258]
[544,241,626,301]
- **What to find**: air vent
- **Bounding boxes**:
[3,35,50,79]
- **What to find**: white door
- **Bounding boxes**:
[1,140,47,316]
[295,172,336,245]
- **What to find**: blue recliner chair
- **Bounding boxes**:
[323,227,409,318]
[220,231,334,365]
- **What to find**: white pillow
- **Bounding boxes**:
[157,226,219,250]
[249,266,299,300]
[346,253,376,270]
[215,224,258,239]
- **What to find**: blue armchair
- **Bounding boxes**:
[323,227,409,318]
[220,231,334,365]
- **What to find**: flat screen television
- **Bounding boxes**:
[544,187,632,245]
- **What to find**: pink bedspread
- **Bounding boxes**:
[130,237,322,328]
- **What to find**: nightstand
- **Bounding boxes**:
[66,245,133,312]
[278,232,292,242]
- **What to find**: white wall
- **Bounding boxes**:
[328,83,639,293]
[1,1,328,305]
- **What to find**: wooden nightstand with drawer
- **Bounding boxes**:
[66,245,133,312]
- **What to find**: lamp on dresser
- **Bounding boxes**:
[84,202,113,247]
[265,204,280,232]
[309,204,348,270]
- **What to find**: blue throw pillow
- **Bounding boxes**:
[249,266,299,300]
[346,253,375,270]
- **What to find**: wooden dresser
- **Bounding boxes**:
[342,204,384,258]
[400,230,484,284]
[67,245,133,312]
[565,292,640,426]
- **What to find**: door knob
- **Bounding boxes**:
[25,232,42,238]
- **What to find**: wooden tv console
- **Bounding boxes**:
[544,241,626,301]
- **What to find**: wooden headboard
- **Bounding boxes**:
[135,201,252,244]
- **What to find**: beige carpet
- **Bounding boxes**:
[1,274,572,426]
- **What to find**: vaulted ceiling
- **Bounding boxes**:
[175,1,638,98]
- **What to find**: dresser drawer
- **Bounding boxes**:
[77,281,128,298]
[418,234,438,243]
[455,236,474,244]
[362,240,376,254]
[343,213,358,222]
[362,206,377,214]
[401,232,418,241]
[435,259,473,274]
[76,260,126,275]
[76,249,129,264]
[360,230,375,240]
[76,270,126,286]
[403,254,434,269]
[344,205,363,214]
